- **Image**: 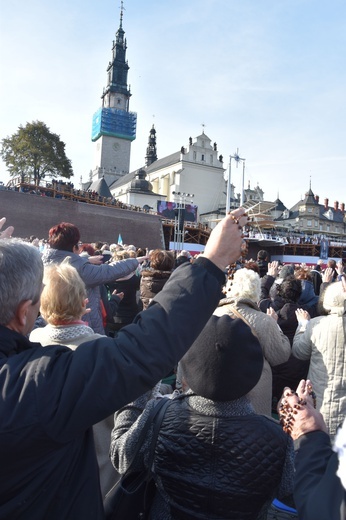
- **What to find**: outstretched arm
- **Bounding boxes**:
[36,209,251,438]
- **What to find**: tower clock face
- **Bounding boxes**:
[113,142,120,151]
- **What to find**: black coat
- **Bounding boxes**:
[106,273,140,325]
[0,260,224,519]
[294,431,346,520]
[112,395,294,520]
[272,302,310,401]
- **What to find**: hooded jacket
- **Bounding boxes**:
[298,280,319,317]
[140,269,172,310]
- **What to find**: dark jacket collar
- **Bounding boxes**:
[0,325,35,358]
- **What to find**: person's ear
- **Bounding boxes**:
[6,300,33,334]
[81,298,91,316]
[16,300,33,328]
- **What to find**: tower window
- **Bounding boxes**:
[193,151,197,160]
[201,154,205,161]
[117,98,121,105]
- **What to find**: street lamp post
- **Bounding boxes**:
[226,149,246,213]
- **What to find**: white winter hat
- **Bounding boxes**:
[323,281,346,316]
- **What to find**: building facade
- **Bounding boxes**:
[110,130,226,218]
[274,187,346,239]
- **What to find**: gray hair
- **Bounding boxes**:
[0,239,43,326]
[228,267,261,302]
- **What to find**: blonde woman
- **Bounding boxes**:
[29,261,118,496]
[30,261,102,348]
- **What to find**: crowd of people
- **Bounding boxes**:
[3,179,156,214]
[245,229,343,246]
[0,216,345,519]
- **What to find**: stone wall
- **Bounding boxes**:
[0,190,164,248]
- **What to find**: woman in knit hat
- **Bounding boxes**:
[110,315,294,519]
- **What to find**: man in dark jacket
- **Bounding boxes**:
[0,209,247,520]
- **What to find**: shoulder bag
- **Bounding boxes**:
[104,397,171,520]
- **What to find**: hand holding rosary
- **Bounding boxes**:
[277,379,328,440]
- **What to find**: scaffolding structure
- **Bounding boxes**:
[91,107,137,141]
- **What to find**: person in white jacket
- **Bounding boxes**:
[292,278,346,438]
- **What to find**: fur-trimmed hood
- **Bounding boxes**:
[140,269,172,280]
[140,270,172,310]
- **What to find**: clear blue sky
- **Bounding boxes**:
[1,0,345,210]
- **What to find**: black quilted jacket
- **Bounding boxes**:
[111,394,294,520]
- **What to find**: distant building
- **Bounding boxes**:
[274,185,346,238]
[112,168,165,209]
[244,181,264,203]
[270,197,287,220]
[110,130,227,218]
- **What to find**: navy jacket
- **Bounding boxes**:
[294,431,346,520]
[0,259,224,519]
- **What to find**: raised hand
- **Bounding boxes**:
[203,208,249,270]
[295,308,311,323]
[0,217,14,239]
[277,379,327,440]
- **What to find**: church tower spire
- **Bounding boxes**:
[91,2,137,186]
[102,1,130,102]
[145,125,157,166]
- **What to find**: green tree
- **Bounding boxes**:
[0,121,73,186]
